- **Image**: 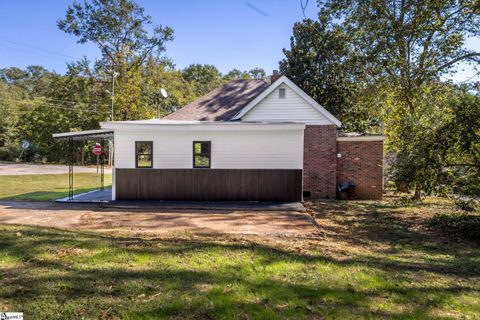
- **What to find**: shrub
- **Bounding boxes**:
[0,143,22,161]
[32,153,44,163]
[454,198,478,212]
[429,212,480,242]
[393,195,420,207]
[456,169,480,197]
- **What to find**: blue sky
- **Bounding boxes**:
[0,0,477,82]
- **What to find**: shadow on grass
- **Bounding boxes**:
[0,224,479,319]
[311,200,480,277]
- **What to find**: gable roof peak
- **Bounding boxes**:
[232,75,342,127]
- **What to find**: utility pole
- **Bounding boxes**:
[157,88,168,118]
[156,93,162,119]
[111,70,115,121]
[110,69,119,121]
[108,69,119,167]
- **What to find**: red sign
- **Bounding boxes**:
[93,145,102,156]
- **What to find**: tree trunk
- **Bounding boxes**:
[413,184,422,200]
[397,182,409,193]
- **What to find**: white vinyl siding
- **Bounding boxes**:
[241,85,332,124]
[113,126,304,169]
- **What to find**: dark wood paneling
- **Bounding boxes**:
[116,169,302,202]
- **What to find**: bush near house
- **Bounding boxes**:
[427,198,480,242]
[429,213,480,242]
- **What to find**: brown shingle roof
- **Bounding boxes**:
[163,79,269,121]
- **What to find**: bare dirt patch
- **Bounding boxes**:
[0,201,319,238]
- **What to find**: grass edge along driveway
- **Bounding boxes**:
[0,173,112,201]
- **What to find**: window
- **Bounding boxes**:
[135,141,152,168]
[193,141,211,168]
[279,87,286,99]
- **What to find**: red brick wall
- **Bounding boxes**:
[336,140,384,200]
[303,125,337,198]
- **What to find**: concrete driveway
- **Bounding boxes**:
[0,201,319,238]
[0,162,112,175]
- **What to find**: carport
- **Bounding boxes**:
[52,129,113,201]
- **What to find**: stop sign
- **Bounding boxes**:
[93,144,102,156]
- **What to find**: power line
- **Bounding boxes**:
[18,105,108,114]
[6,109,110,122]
[0,35,79,60]
[0,44,70,62]
[7,109,106,115]
[6,105,109,116]
[2,97,109,114]
[34,96,110,108]
[9,106,109,115]
[3,95,110,108]
[39,102,109,114]
[299,0,325,38]
[300,0,309,19]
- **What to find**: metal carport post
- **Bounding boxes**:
[69,137,74,200]
[52,129,114,201]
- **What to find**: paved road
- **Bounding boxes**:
[0,162,112,175]
[0,201,319,238]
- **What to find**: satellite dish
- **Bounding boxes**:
[160,88,168,98]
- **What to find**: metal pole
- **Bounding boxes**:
[111,69,115,121]
[108,69,115,167]
[101,139,105,191]
[69,137,74,200]
[157,93,161,119]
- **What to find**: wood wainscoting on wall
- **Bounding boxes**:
[115,168,303,202]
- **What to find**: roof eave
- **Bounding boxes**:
[52,129,114,140]
[337,135,386,142]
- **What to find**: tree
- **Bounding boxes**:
[223,69,250,81]
[438,89,480,195]
[0,81,20,160]
[248,68,266,80]
[182,64,223,96]
[58,0,174,121]
[141,58,197,118]
[305,0,480,198]
[317,0,480,112]
[19,100,75,163]
[114,57,146,120]
[0,66,54,98]
[388,85,480,197]
[0,67,59,161]
[57,0,173,69]
[280,19,376,131]
[223,68,267,81]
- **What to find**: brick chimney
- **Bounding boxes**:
[271,70,281,84]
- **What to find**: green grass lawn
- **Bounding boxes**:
[0,195,478,319]
[0,173,112,201]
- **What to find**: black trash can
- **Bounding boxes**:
[337,181,356,200]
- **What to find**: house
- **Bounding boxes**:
[54,72,385,202]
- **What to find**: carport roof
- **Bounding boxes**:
[52,129,113,141]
